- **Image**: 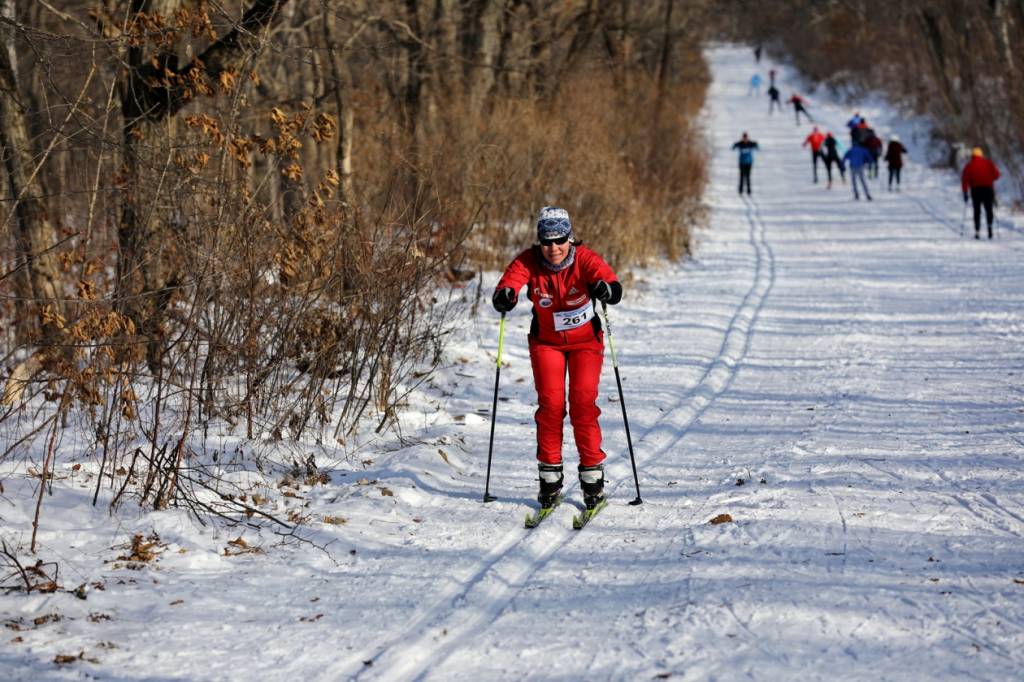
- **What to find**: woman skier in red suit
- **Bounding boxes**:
[492,207,623,511]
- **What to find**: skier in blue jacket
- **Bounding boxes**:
[732,132,760,195]
[748,73,762,96]
[842,144,874,201]
[846,112,863,146]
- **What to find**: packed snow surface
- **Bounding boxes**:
[2,45,1023,681]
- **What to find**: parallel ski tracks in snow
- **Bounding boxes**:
[329,193,778,681]
[904,192,1024,250]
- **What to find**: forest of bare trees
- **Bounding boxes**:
[721,0,1024,199]
[0,1,709,522]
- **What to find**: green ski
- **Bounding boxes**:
[524,496,562,528]
[572,498,608,530]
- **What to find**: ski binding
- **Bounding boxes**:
[572,498,608,529]
[525,496,562,528]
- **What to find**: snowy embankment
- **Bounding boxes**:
[3,45,1024,681]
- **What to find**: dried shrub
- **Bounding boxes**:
[0,2,712,546]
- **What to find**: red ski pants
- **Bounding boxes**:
[529,336,606,467]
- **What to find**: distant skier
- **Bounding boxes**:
[846,112,863,146]
[851,118,872,148]
[823,132,846,189]
[492,206,623,511]
[769,68,776,86]
[865,132,882,179]
[787,93,812,125]
[767,85,782,114]
[748,73,762,97]
[732,132,760,195]
[961,147,1001,239]
[803,126,826,184]
[842,143,874,201]
[754,45,763,63]
[884,135,907,191]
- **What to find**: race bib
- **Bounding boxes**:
[553,302,593,331]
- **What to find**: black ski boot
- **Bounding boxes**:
[537,463,563,509]
[579,464,605,510]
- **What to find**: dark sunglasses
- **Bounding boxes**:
[539,235,570,246]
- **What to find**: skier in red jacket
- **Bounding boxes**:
[961,148,1001,239]
[803,127,826,184]
[787,93,812,125]
[493,206,623,510]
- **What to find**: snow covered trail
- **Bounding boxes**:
[349,46,1024,681]
[4,45,1024,681]
[324,46,1024,681]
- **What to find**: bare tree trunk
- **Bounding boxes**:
[955,15,992,153]
[525,0,555,96]
[654,0,676,118]
[278,1,306,222]
[916,8,963,122]
[432,0,460,101]
[556,0,601,88]
[991,0,1018,78]
[0,0,71,405]
[117,0,180,371]
[323,2,355,205]
[116,0,292,371]
[601,0,632,91]
[485,1,524,111]
[402,0,427,140]
[463,0,503,115]
[0,7,65,336]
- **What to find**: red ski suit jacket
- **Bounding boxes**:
[496,244,618,345]
[961,157,1000,192]
[496,244,619,466]
[803,131,825,152]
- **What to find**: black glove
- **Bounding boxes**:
[963,192,969,203]
[492,287,517,313]
[589,280,613,303]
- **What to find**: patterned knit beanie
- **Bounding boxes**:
[536,206,574,242]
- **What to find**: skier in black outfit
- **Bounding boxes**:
[767,85,781,115]
[732,132,759,195]
[884,135,907,190]
[822,132,846,189]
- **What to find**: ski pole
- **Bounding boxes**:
[961,199,967,238]
[601,301,642,506]
[482,312,505,503]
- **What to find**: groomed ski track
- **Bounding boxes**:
[326,46,1024,681]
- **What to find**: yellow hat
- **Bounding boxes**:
[972,147,983,157]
